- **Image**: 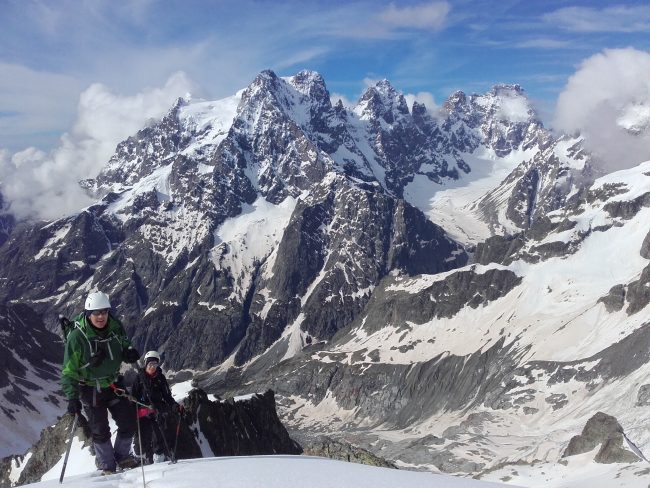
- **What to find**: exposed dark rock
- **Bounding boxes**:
[603,192,650,220]
[625,263,650,315]
[641,230,650,259]
[183,389,301,456]
[353,267,521,335]
[300,435,396,468]
[472,234,525,265]
[478,141,592,233]
[544,393,568,411]
[563,412,637,464]
[522,321,650,387]
[636,384,650,406]
[586,183,628,204]
[598,284,626,312]
[594,436,639,464]
[0,192,14,247]
[0,303,64,458]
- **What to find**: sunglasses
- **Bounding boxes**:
[90,309,109,316]
[146,361,159,368]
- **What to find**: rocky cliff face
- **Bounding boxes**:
[0,303,64,458]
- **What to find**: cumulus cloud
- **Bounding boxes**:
[378,1,450,31]
[553,48,650,171]
[0,72,196,221]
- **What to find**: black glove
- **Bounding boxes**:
[123,347,141,363]
[88,348,106,368]
[67,398,82,415]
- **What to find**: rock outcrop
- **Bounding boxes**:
[562,412,638,464]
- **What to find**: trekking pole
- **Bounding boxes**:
[171,411,182,464]
[59,414,79,484]
[136,403,146,488]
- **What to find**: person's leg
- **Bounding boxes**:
[108,394,138,466]
[151,415,172,461]
[80,387,116,472]
[135,417,155,464]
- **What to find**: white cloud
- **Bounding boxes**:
[515,38,572,49]
[553,48,650,171]
[404,91,438,113]
[379,1,450,31]
[330,92,355,109]
[543,5,650,33]
[359,78,374,91]
[0,72,196,221]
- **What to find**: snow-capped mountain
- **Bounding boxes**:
[2,69,648,486]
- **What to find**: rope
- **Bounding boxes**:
[110,385,154,409]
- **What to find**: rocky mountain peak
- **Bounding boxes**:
[490,83,525,97]
[94,96,190,191]
[355,79,409,124]
[288,70,329,99]
[442,90,468,114]
[442,84,537,124]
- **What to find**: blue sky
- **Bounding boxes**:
[1,0,650,219]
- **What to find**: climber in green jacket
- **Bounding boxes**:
[61,291,141,474]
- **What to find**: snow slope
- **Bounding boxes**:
[29,455,516,488]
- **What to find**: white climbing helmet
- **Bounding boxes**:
[144,350,161,365]
[85,291,111,311]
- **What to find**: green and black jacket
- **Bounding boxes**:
[61,312,132,399]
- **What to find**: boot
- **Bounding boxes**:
[134,452,152,465]
[94,440,116,472]
[114,433,139,469]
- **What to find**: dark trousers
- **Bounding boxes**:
[79,385,136,443]
[134,415,169,461]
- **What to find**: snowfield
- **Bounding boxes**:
[30,455,516,488]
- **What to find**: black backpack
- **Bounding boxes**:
[59,315,76,341]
